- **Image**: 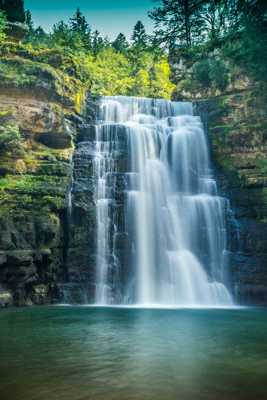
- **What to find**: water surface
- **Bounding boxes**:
[0,306,267,400]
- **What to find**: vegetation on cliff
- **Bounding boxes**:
[148,1,267,186]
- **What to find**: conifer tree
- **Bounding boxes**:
[112,33,129,53]
[92,30,109,55]
[0,0,25,23]
[25,9,33,32]
[69,8,91,49]
[131,21,148,49]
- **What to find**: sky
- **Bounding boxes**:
[24,0,155,40]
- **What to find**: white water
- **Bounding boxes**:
[93,96,233,306]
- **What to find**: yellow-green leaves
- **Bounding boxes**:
[76,48,175,99]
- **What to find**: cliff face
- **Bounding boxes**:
[170,41,267,305]
[195,90,267,305]
[0,91,78,307]
[207,91,267,305]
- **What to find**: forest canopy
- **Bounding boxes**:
[0,4,175,99]
[0,0,266,100]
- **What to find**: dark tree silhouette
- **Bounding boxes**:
[69,8,91,48]
[112,33,129,53]
[132,21,148,48]
[25,9,33,32]
[0,0,25,23]
[149,0,207,48]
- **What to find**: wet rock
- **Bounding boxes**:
[0,286,13,308]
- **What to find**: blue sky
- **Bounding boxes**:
[24,0,155,39]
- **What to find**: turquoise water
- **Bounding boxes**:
[0,306,267,400]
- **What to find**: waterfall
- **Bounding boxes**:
[90,96,233,306]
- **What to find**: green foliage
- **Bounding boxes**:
[193,59,211,87]
[0,174,69,214]
[0,0,25,23]
[0,5,175,101]
[112,33,129,54]
[52,21,83,50]
[0,10,6,43]
[193,58,229,92]
[25,10,33,32]
[209,59,229,91]
[0,56,86,111]
[91,30,109,55]
[149,0,206,48]
[80,48,174,98]
[83,48,133,96]
[255,157,267,174]
[132,21,148,50]
[69,8,92,50]
[0,123,22,154]
[222,23,267,89]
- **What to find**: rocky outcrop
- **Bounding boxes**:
[0,90,79,306]
[196,90,267,305]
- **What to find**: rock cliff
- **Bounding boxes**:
[204,91,267,305]
[0,72,81,307]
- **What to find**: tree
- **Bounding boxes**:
[52,20,83,49]
[25,9,34,33]
[199,0,230,40]
[34,26,47,41]
[69,8,91,49]
[0,0,25,23]
[92,30,109,55]
[223,0,267,85]
[112,33,129,53]
[149,0,206,48]
[131,21,148,49]
[193,58,229,92]
[0,9,6,43]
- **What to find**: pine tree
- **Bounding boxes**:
[92,30,109,55]
[112,33,129,53]
[69,8,91,49]
[25,9,33,32]
[0,0,25,23]
[34,26,47,41]
[52,21,75,47]
[131,21,148,49]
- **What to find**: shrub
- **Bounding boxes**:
[0,10,6,43]
[0,124,22,154]
[193,59,211,88]
[193,58,229,93]
[209,59,229,92]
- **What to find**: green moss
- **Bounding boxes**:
[0,174,68,194]
[0,56,85,109]
[255,157,267,174]
[0,173,70,216]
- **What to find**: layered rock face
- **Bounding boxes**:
[0,92,77,306]
[196,90,267,305]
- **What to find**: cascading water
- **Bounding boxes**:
[91,96,233,306]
